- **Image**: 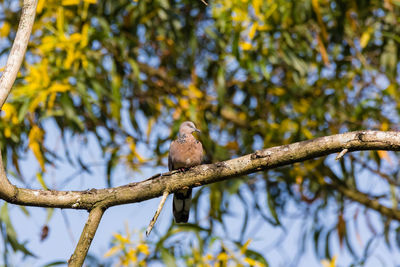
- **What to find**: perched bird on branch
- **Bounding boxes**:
[168,121,203,223]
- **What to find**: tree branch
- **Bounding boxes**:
[0,145,17,200]
[328,180,400,220]
[146,190,169,236]
[0,130,400,212]
[68,206,105,267]
[0,0,38,108]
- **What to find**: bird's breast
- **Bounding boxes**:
[170,138,203,169]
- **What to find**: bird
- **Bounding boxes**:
[168,121,203,223]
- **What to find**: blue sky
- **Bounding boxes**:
[2,112,398,266]
[1,2,400,266]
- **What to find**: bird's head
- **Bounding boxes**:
[178,121,201,137]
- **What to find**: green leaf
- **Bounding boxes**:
[17,100,30,122]
[45,208,54,223]
[36,172,48,190]
[42,260,68,267]
[0,203,35,257]
[243,248,269,266]
[266,188,281,225]
[19,206,30,217]
[161,248,177,267]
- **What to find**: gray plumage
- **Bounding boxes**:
[169,121,203,223]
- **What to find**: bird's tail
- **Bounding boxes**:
[173,189,192,223]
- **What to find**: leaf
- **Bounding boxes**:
[0,203,17,240]
[106,149,118,187]
[42,261,68,267]
[325,228,333,259]
[317,34,330,65]
[243,248,269,266]
[243,257,266,267]
[240,239,252,255]
[104,245,121,258]
[377,150,392,165]
[62,0,80,6]
[337,213,346,248]
[311,0,327,40]
[60,94,85,131]
[137,243,150,256]
[395,226,400,248]
[210,185,222,221]
[40,225,49,241]
[216,67,226,105]
[0,22,10,37]
[11,154,23,182]
[36,0,46,13]
[239,41,252,51]
[45,208,54,223]
[36,173,48,190]
[28,126,46,172]
[110,74,122,123]
[17,100,30,122]
[7,237,36,257]
[321,255,337,267]
[161,248,177,267]
[360,27,373,49]
[80,23,90,48]
[266,189,281,225]
[56,7,64,35]
[146,118,155,141]
[313,227,322,257]
[19,206,30,217]
[0,204,36,257]
[114,233,130,244]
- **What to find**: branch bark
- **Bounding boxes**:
[0,130,400,211]
[0,130,399,265]
[68,206,105,267]
[0,0,38,108]
[146,190,169,236]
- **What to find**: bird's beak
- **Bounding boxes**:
[195,128,201,134]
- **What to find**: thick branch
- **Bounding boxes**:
[0,130,400,212]
[0,0,38,108]
[68,206,105,267]
[0,144,17,200]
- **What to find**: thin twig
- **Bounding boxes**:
[200,0,208,6]
[335,148,348,160]
[146,191,169,236]
[349,154,399,186]
[0,0,38,108]
[328,180,400,220]
[68,206,105,267]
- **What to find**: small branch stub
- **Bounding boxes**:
[335,148,349,160]
[146,191,169,236]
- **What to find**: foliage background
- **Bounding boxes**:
[0,0,400,265]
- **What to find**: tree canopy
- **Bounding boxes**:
[1,0,400,266]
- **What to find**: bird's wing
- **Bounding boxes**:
[168,140,175,171]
